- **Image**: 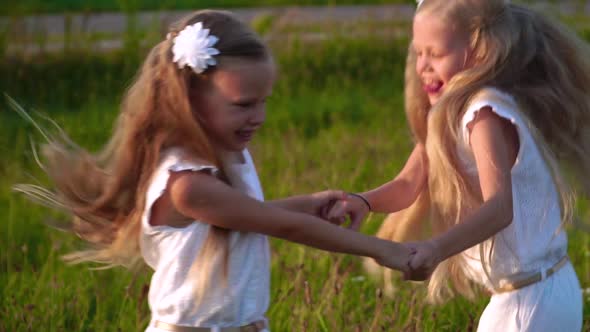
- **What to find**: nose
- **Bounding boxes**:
[415,54,430,74]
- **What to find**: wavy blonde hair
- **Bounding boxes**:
[13,10,271,301]
[394,0,590,302]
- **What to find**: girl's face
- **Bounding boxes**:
[412,12,472,105]
[191,58,276,152]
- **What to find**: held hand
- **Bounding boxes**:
[373,239,413,274]
[325,193,370,231]
[403,240,441,281]
[308,190,347,224]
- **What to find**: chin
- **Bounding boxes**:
[228,142,249,152]
[215,141,247,153]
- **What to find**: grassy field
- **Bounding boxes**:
[1,23,589,332]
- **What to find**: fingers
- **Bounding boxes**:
[326,200,348,220]
[401,244,415,278]
[314,190,346,220]
[314,190,369,229]
[404,242,418,255]
[401,251,417,275]
[409,250,427,271]
[348,212,364,231]
[318,203,345,225]
[402,242,437,281]
[328,215,346,226]
[319,189,347,202]
[319,203,330,220]
[401,249,415,275]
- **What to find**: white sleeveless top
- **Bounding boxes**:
[140,148,270,329]
[456,87,567,291]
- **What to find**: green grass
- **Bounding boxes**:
[1,33,589,331]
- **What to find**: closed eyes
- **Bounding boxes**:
[233,97,268,109]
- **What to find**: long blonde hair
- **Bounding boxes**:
[13,10,271,298]
[400,0,590,302]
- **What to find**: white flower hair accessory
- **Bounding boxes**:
[171,22,220,74]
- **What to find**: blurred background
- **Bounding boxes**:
[1,1,589,331]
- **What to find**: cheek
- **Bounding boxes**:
[219,109,249,130]
[441,59,465,82]
[197,105,228,134]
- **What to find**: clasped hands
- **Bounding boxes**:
[309,190,441,281]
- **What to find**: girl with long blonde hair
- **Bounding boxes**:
[329,0,586,330]
[13,10,413,331]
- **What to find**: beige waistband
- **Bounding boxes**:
[495,256,569,293]
[154,320,267,332]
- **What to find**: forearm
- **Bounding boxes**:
[171,172,398,261]
[269,195,311,214]
[362,179,419,213]
[262,207,386,257]
[432,196,512,260]
[362,144,427,213]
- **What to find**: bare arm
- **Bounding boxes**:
[269,192,340,216]
[269,196,310,212]
[432,108,515,259]
[407,108,518,279]
[325,143,428,230]
[167,171,412,271]
[363,143,428,213]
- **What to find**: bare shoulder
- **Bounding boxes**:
[147,170,220,227]
[469,106,519,172]
[466,106,498,132]
[167,169,225,207]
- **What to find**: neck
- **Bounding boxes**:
[219,149,246,165]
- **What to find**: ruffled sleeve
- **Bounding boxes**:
[142,148,218,234]
[461,87,523,146]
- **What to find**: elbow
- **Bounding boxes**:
[497,196,513,230]
[500,209,513,229]
[484,190,513,231]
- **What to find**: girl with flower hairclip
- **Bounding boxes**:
[328,0,587,330]
[13,10,414,332]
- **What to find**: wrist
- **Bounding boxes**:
[285,194,311,213]
[429,238,445,262]
[301,194,316,214]
[348,192,371,211]
[372,238,392,261]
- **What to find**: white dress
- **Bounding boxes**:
[140,148,270,331]
[457,87,583,331]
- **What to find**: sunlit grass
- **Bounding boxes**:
[1,27,589,332]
